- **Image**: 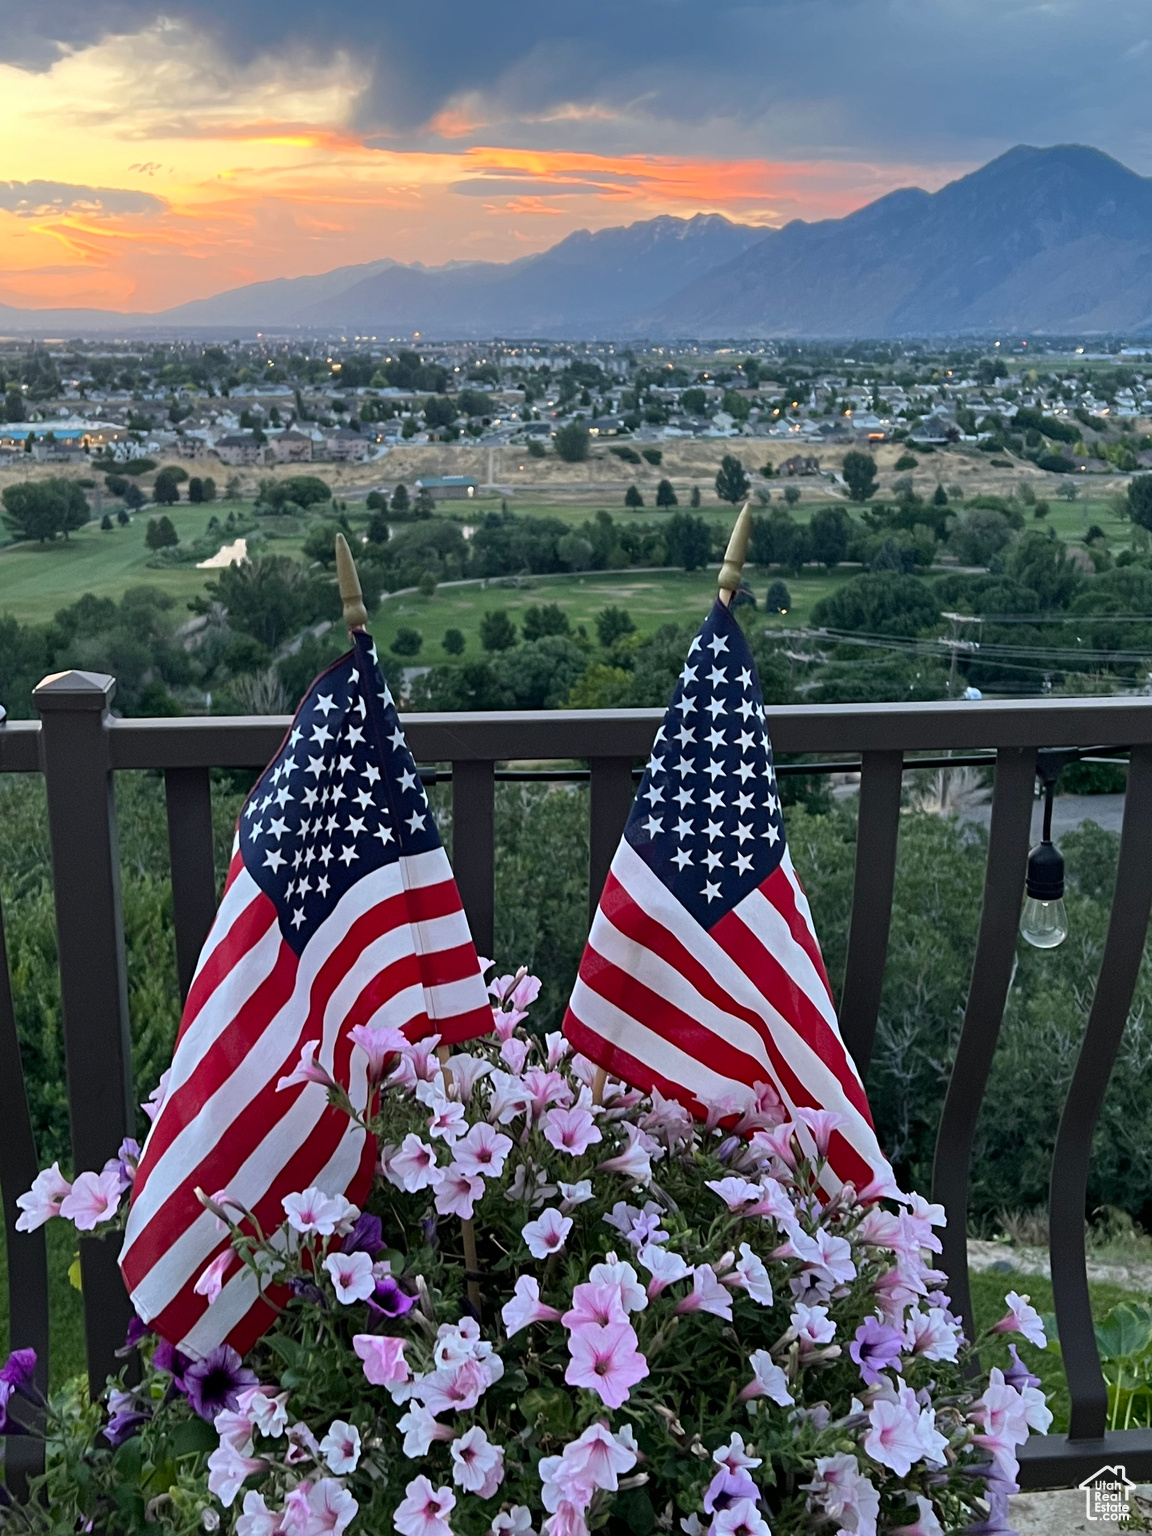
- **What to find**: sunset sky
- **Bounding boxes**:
[2,0,1150,313]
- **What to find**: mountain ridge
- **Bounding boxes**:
[4,147,1152,336]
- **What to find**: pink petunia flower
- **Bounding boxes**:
[236,1386,289,1438]
[15,1163,72,1231]
[565,1321,649,1409]
[802,1453,880,1536]
[276,1040,335,1092]
[387,1134,441,1193]
[522,1208,573,1260]
[791,1302,836,1348]
[713,1432,762,1473]
[738,1348,794,1406]
[417,1079,468,1142]
[59,1168,121,1231]
[502,1276,563,1336]
[722,1243,774,1307]
[793,1106,846,1158]
[674,1265,733,1320]
[991,1291,1047,1349]
[443,1053,492,1102]
[293,1478,358,1536]
[597,1124,655,1185]
[353,1334,409,1389]
[320,1419,361,1474]
[705,1176,764,1212]
[324,1249,376,1305]
[348,1023,410,1081]
[193,1250,233,1306]
[207,1439,265,1509]
[141,1069,171,1124]
[450,1425,505,1496]
[543,1105,603,1157]
[452,1122,513,1180]
[500,1037,532,1073]
[434,1164,485,1221]
[235,1490,281,1536]
[393,1476,456,1536]
[897,1494,945,1536]
[638,1244,691,1297]
[561,1421,638,1493]
[711,1498,772,1536]
[864,1394,928,1478]
[398,1404,454,1458]
[589,1255,647,1312]
[282,1187,357,1237]
[562,1281,629,1330]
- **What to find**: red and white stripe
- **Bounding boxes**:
[121,842,491,1358]
[563,838,890,1195]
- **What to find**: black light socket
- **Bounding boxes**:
[1025,839,1065,902]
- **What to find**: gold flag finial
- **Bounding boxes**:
[718,500,752,605]
[335,532,368,630]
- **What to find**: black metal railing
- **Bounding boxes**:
[4,676,1152,1492]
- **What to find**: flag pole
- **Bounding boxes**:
[591,500,752,1112]
[335,530,481,1307]
[335,532,368,630]
[717,499,752,609]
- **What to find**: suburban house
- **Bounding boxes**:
[325,427,370,462]
[214,432,266,465]
[781,454,822,476]
[269,429,314,464]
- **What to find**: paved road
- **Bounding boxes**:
[958,793,1127,837]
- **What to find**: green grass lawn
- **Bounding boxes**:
[0,506,233,625]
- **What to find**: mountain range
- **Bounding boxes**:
[4,145,1152,338]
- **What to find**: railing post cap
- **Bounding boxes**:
[32,670,117,713]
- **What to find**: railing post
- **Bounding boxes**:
[452,760,495,959]
[164,767,218,1003]
[588,758,635,925]
[34,670,134,1397]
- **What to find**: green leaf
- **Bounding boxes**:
[1095,1302,1152,1364]
[520,1386,574,1434]
[613,1487,656,1535]
[67,1256,83,1293]
[171,1417,218,1458]
[267,1336,301,1367]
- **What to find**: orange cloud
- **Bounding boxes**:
[0,24,972,311]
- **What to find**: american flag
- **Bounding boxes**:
[120,631,492,1357]
[562,597,892,1197]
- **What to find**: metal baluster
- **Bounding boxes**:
[932,745,1036,1348]
[588,758,636,926]
[164,767,217,1004]
[33,671,135,1397]
[1051,745,1152,1440]
[0,892,48,1494]
[452,760,495,959]
[839,749,904,1076]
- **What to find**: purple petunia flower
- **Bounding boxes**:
[342,1212,384,1257]
[103,1389,150,1447]
[152,1338,191,1390]
[369,1274,415,1320]
[182,1345,257,1422]
[703,1466,760,1515]
[850,1316,906,1386]
[1002,1344,1041,1394]
[0,1349,37,1390]
[119,1316,152,1354]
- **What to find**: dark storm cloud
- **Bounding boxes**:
[3,0,1152,167]
[0,181,167,217]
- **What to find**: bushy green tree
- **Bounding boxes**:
[391,483,410,515]
[521,603,571,641]
[144,515,179,550]
[624,485,644,508]
[811,571,940,637]
[442,628,465,656]
[664,511,711,571]
[390,626,423,656]
[715,453,750,504]
[1129,474,1152,531]
[655,478,677,507]
[480,609,517,651]
[554,421,590,462]
[197,555,333,649]
[595,606,636,648]
[765,579,791,613]
[808,505,850,568]
[842,449,879,502]
[2,478,89,543]
[152,468,183,505]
